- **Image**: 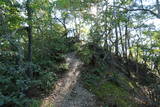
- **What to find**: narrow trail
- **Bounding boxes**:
[41,53,96,107]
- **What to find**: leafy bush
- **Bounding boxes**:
[75,43,93,64]
[39,71,57,92]
[0,63,39,106]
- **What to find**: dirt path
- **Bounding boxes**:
[41,53,96,107]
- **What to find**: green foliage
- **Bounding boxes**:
[81,54,159,107]
[75,43,93,64]
[83,67,137,107]
[29,100,42,107]
[0,0,70,106]
[93,82,135,107]
[0,62,40,106]
[55,0,101,10]
[55,0,71,9]
[39,72,56,91]
[0,0,160,106]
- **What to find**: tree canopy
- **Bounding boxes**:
[0,0,160,106]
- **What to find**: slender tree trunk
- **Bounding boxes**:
[136,43,139,62]
[156,0,160,17]
[113,0,119,56]
[118,23,124,57]
[26,0,33,77]
[49,5,53,31]
[104,7,110,52]
[115,25,119,56]
[124,22,128,58]
[128,33,131,59]
[140,0,143,8]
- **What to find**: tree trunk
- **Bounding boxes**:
[156,0,160,17]
[26,0,33,77]
[124,22,128,58]
[118,23,124,57]
[115,25,119,56]
[113,0,119,56]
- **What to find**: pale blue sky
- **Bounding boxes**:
[17,0,160,29]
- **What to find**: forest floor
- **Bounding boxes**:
[40,52,96,107]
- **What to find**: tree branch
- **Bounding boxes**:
[108,5,160,18]
[126,8,160,18]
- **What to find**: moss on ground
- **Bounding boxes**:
[89,81,136,107]
[82,67,138,107]
[29,99,54,107]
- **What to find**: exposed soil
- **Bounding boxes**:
[41,53,96,107]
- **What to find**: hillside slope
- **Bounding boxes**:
[80,52,160,107]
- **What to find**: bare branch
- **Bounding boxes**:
[108,5,160,18]
[126,8,160,18]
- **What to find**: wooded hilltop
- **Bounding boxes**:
[0,0,160,107]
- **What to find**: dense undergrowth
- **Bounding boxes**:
[1,0,160,107]
[76,42,160,107]
[0,34,74,106]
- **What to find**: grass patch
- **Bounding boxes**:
[82,67,138,107]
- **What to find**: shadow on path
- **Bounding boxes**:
[41,53,96,107]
